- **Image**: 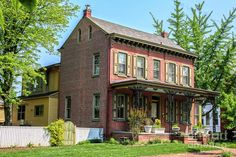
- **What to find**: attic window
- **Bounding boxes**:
[77,29,81,43]
[88,25,92,39]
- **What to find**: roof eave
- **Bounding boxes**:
[110,33,198,59]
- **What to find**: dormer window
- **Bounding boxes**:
[77,29,81,43]
[88,25,92,39]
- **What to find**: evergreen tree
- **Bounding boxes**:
[151,1,236,128]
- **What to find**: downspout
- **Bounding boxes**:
[105,35,111,139]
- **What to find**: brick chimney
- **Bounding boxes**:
[161,31,169,38]
[83,5,91,18]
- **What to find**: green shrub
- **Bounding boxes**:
[27,142,34,148]
[187,148,201,153]
[120,139,135,145]
[128,108,146,140]
[221,152,232,157]
[162,140,171,143]
[107,138,119,144]
[78,140,91,145]
[148,138,162,144]
[171,140,179,144]
[89,139,102,143]
[46,119,65,146]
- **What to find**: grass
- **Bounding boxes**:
[210,141,236,148]
[0,143,217,157]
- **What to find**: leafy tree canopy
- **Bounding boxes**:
[0,0,79,125]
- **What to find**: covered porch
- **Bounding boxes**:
[107,79,219,142]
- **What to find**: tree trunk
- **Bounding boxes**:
[3,103,11,126]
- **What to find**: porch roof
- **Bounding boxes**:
[110,79,219,97]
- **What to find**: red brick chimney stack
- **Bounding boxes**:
[83,5,91,18]
[161,32,169,38]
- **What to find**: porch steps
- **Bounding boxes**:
[187,138,202,144]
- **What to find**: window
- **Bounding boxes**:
[182,66,190,85]
[206,113,210,125]
[93,94,100,119]
[137,56,145,78]
[153,60,160,79]
[77,29,81,43]
[93,54,100,76]
[168,63,176,83]
[118,52,127,75]
[180,101,188,123]
[34,105,44,116]
[17,105,25,120]
[88,25,92,39]
[113,94,126,120]
[117,95,125,119]
[65,96,71,119]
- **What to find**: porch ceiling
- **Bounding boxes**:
[110,79,219,97]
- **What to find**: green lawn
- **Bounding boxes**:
[213,141,236,148]
[0,143,217,157]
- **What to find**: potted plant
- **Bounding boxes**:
[152,119,165,134]
[172,123,180,133]
[143,118,153,133]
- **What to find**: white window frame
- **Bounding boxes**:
[168,63,176,83]
[136,56,145,78]
[182,66,190,86]
[17,105,26,120]
[65,96,71,119]
[93,53,100,76]
[93,93,100,120]
[153,59,160,80]
[118,52,127,75]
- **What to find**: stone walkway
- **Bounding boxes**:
[148,147,236,157]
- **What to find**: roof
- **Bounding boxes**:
[20,91,59,100]
[88,17,196,57]
[111,79,219,97]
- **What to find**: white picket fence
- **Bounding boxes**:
[0,126,103,148]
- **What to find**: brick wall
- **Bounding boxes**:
[59,17,110,131]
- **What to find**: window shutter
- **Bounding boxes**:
[113,51,118,75]
[175,64,178,84]
[145,57,148,79]
[113,94,117,118]
[133,55,137,77]
[179,65,183,85]
[165,62,169,82]
[127,54,132,76]
[189,68,192,87]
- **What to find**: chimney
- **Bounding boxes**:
[161,32,169,38]
[83,5,92,18]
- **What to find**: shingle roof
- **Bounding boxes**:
[88,17,186,51]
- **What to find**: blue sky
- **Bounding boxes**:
[39,0,236,66]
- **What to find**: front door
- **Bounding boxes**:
[151,96,160,119]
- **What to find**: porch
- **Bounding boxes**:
[107,79,219,143]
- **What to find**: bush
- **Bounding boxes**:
[147,138,162,144]
[128,108,146,140]
[221,152,232,157]
[46,119,65,146]
[187,148,201,153]
[120,139,135,145]
[89,139,102,143]
[27,142,34,148]
[78,140,91,145]
[171,140,179,144]
[107,138,119,144]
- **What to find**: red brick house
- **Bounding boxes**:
[59,5,218,139]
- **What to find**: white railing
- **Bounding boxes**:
[0,126,103,148]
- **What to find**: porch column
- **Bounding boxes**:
[130,85,146,109]
[166,90,176,133]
